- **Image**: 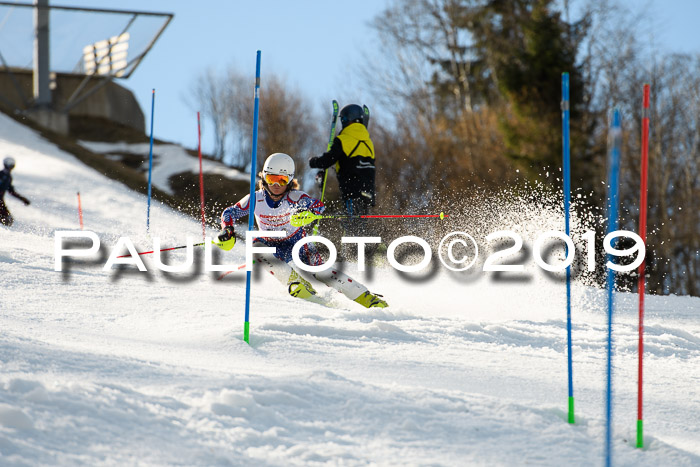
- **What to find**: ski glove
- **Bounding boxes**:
[217,225,235,242]
[308,157,320,169]
[21,197,30,206]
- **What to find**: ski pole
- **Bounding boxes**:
[313,100,340,236]
[217,260,256,280]
[116,237,235,258]
[292,211,448,227]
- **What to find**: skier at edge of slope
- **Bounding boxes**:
[217,152,387,308]
[0,157,31,227]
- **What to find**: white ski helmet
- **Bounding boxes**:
[3,157,15,170]
[262,152,295,180]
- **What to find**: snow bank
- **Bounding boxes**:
[79,140,249,195]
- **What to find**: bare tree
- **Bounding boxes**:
[633,55,700,295]
[245,74,324,175]
[367,0,520,212]
[368,0,699,295]
[370,0,482,116]
[580,0,699,295]
[188,67,235,163]
[188,67,323,174]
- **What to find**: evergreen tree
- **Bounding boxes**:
[469,0,588,180]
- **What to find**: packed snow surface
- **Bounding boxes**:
[1,112,699,466]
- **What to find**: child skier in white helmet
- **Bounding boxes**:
[218,152,387,308]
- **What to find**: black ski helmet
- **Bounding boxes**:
[3,157,15,170]
[340,104,364,128]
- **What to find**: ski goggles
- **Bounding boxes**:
[264,173,290,186]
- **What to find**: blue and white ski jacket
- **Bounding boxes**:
[220,189,325,265]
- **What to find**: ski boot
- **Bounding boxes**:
[287,269,318,300]
[354,291,388,308]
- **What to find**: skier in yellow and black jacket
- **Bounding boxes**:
[309,104,375,234]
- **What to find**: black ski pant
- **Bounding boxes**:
[343,197,370,237]
[0,199,13,227]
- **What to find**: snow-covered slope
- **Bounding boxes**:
[1,112,699,466]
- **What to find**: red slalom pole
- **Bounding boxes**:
[198,112,206,242]
[77,191,84,230]
[637,84,650,448]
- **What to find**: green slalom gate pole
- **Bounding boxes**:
[562,72,575,424]
[637,84,650,448]
[243,51,262,344]
[605,108,622,467]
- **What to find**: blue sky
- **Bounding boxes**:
[61,1,700,155]
[62,0,389,155]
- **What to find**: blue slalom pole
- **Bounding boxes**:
[243,51,261,344]
[561,72,574,424]
[146,88,155,233]
[605,108,622,467]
